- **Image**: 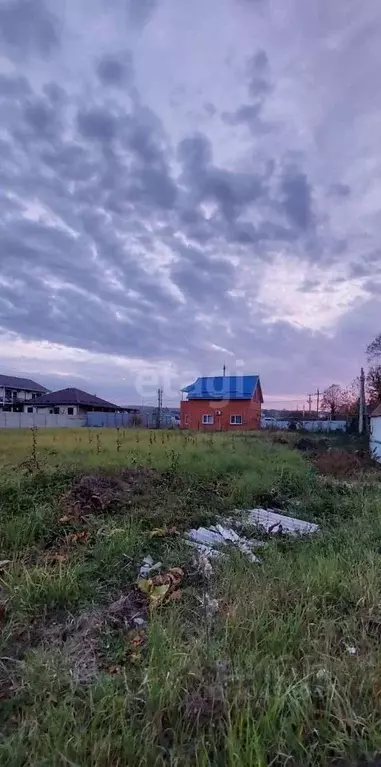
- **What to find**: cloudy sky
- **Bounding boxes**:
[0,0,380,407]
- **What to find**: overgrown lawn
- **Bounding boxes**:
[1,428,381,766]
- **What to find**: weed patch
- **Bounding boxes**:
[1,429,381,765]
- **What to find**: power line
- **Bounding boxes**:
[307,389,320,416]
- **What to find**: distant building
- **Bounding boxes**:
[25,387,120,417]
[0,375,48,412]
[180,375,263,430]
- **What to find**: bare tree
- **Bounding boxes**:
[321,384,346,419]
[367,334,381,364]
[343,377,360,416]
[366,335,381,408]
[367,366,381,408]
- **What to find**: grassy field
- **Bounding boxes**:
[1,427,381,766]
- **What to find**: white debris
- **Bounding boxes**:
[243,508,319,536]
[138,556,163,578]
[134,616,147,627]
[199,592,219,619]
[185,509,317,567]
[345,645,357,656]
[196,551,215,577]
[186,525,261,563]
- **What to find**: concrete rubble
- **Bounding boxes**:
[186,523,262,564]
[243,508,319,536]
[138,555,163,578]
[186,508,319,566]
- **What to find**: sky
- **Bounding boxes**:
[0,0,380,407]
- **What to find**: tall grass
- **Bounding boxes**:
[1,429,381,765]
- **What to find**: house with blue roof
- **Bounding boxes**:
[180,375,263,430]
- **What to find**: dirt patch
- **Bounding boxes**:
[295,437,315,452]
[60,468,160,518]
[272,435,289,445]
[7,570,185,685]
[294,436,330,452]
[311,448,376,478]
[107,587,148,631]
[34,610,104,683]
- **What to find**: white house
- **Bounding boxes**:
[0,374,48,412]
[370,404,381,461]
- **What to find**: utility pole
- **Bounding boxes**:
[307,393,313,414]
[316,388,320,419]
[222,364,226,377]
[156,388,163,429]
[359,367,367,435]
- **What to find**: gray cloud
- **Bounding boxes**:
[123,0,157,30]
[328,183,351,199]
[221,48,271,131]
[280,166,313,231]
[0,0,379,403]
[77,106,117,142]
[97,52,133,87]
[246,49,271,101]
[0,0,59,58]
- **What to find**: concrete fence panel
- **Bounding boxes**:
[0,413,86,429]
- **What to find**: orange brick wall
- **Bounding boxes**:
[180,397,261,430]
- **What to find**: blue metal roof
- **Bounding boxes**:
[182,375,261,400]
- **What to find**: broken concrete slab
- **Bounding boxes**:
[242,508,319,536]
[185,509,318,568]
[185,524,262,563]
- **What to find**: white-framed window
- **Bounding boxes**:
[27,407,33,413]
[202,414,214,424]
[184,414,189,425]
[230,415,242,425]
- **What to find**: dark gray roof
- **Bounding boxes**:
[0,374,47,393]
[32,387,120,410]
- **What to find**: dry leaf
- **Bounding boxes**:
[137,578,153,595]
[67,531,88,544]
[149,526,180,538]
[137,567,184,607]
[59,515,73,525]
[149,583,170,606]
[137,578,170,607]
[169,589,182,601]
[152,567,184,588]
[130,633,145,648]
